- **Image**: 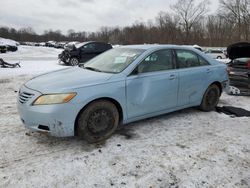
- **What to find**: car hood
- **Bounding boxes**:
[25,67,113,93]
[227,42,250,59]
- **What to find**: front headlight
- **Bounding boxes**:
[33,93,76,105]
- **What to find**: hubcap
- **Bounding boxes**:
[71,58,78,66]
[87,109,114,136]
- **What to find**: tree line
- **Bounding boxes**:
[0,0,249,47]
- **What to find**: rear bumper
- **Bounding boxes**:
[228,75,250,95]
[229,73,250,89]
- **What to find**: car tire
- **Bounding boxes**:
[77,100,119,143]
[70,58,79,66]
[199,84,220,112]
[217,56,222,59]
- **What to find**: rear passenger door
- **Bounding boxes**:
[175,49,212,106]
[95,43,111,54]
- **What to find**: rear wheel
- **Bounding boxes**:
[70,58,79,66]
[77,100,119,143]
[217,56,222,59]
[200,85,220,111]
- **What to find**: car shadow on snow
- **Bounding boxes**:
[115,107,200,137]
[22,107,209,152]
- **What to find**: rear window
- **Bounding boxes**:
[211,50,223,53]
[205,50,223,54]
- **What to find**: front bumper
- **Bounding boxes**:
[58,52,70,64]
[17,85,78,137]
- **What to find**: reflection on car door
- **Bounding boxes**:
[175,49,212,106]
[126,49,179,119]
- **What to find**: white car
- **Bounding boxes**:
[205,49,227,59]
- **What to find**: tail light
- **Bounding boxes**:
[227,66,232,74]
[247,60,250,69]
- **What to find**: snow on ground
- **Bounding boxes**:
[0,46,65,76]
[0,46,250,188]
[0,37,19,46]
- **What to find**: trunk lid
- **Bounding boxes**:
[227,42,250,60]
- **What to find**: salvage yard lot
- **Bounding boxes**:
[0,46,250,187]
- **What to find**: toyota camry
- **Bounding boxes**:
[18,45,228,143]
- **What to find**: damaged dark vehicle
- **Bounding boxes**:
[58,41,112,66]
[0,44,7,53]
[6,45,18,52]
[227,42,250,95]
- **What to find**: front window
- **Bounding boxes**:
[138,49,175,73]
[84,48,145,73]
[83,43,95,50]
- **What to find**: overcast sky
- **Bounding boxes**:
[0,0,219,34]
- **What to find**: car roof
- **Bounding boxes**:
[119,44,197,51]
[75,41,111,48]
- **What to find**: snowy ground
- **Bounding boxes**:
[0,46,250,188]
[0,46,65,76]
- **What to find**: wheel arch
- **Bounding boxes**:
[210,81,222,96]
[70,56,80,61]
[199,81,222,111]
[74,97,124,136]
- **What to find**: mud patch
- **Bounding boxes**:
[0,79,11,84]
[115,127,137,140]
[176,143,189,149]
[216,106,250,117]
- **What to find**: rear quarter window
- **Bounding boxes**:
[176,50,210,68]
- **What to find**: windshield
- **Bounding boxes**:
[84,48,145,73]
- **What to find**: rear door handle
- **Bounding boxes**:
[206,69,212,73]
[169,74,177,80]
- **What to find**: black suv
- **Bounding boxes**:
[0,44,7,53]
[58,41,112,66]
[227,42,250,95]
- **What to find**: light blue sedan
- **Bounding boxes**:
[17,45,228,142]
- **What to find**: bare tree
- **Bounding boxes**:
[219,0,250,40]
[156,12,180,44]
[171,0,210,44]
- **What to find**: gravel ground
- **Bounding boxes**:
[0,46,249,188]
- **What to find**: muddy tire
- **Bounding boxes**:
[70,58,79,66]
[200,84,220,112]
[77,100,119,143]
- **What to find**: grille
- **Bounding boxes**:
[19,91,34,104]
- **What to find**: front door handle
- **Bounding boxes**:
[169,75,177,80]
[206,69,212,73]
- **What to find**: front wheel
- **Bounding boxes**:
[70,58,79,66]
[199,85,220,111]
[77,100,119,143]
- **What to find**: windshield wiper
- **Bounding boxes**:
[84,66,102,72]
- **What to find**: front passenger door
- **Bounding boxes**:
[126,49,179,119]
[80,43,96,62]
